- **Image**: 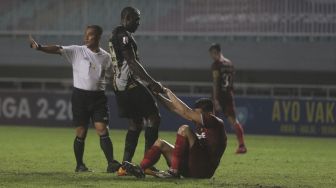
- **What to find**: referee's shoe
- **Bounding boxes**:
[75,163,93,172]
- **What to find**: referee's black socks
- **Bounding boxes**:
[99,133,115,163]
[73,136,85,166]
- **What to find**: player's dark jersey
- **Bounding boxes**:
[109,25,139,91]
[211,58,234,92]
[195,113,227,174]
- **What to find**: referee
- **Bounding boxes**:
[29,25,121,173]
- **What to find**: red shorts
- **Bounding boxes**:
[180,140,226,178]
[218,90,236,118]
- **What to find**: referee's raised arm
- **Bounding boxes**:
[29,34,62,55]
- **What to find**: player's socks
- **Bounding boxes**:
[99,133,115,163]
[123,129,141,162]
[233,122,245,146]
[170,134,188,172]
[144,126,159,152]
[73,136,85,166]
[140,146,161,170]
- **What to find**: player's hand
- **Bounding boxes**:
[149,81,164,94]
[29,35,40,50]
[162,87,169,94]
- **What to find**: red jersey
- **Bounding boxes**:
[211,58,235,92]
[194,113,227,174]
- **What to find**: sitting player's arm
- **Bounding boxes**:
[29,35,61,55]
[164,88,203,124]
[156,93,175,111]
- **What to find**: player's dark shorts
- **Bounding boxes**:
[114,84,159,120]
[180,139,227,179]
[71,87,109,127]
[218,90,236,117]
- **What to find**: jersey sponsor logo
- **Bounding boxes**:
[122,36,129,45]
[196,132,207,139]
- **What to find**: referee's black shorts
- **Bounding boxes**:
[115,84,159,120]
[71,87,109,127]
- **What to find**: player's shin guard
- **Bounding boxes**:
[74,136,85,166]
[233,122,245,146]
[123,129,141,162]
[99,133,114,163]
[170,134,188,172]
[144,126,159,152]
[140,146,161,170]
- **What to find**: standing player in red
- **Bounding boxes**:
[209,43,247,154]
[128,88,227,178]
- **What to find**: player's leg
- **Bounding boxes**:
[140,139,174,170]
[227,116,247,154]
[154,125,196,178]
[123,118,142,162]
[118,119,143,177]
[223,91,247,154]
[139,84,161,153]
[144,113,160,153]
[167,125,196,177]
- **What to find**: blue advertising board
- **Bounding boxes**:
[0,91,335,137]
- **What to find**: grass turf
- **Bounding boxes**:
[0,126,335,188]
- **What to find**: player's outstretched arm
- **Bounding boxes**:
[156,92,175,111]
[164,88,203,124]
[29,35,62,55]
[122,48,163,93]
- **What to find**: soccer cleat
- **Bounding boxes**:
[154,170,180,179]
[236,145,247,154]
[121,161,145,178]
[144,166,164,177]
[107,160,122,173]
[75,164,92,172]
[117,166,128,176]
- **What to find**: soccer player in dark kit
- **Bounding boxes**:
[108,6,164,175]
[133,88,227,178]
[29,25,121,172]
[209,43,247,154]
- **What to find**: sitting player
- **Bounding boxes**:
[127,88,227,178]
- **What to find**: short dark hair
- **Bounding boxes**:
[87,25,103,36]
[194,98,213,112]
[121,6,140,19]
[209,43,221,52]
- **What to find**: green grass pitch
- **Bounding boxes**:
[0,126,335,188]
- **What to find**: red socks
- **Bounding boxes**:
[170,134,188,171]
[140,146,161,170]
[234,122,245,146]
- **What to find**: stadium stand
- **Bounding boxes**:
[0,0,335,95]
[0,0,335,35]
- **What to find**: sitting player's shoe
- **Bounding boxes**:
[121,161,145,178]
[144,166,164,177]
[154,170,180,179]
[75,164,92,172]
[236,145,247,154]
[107,160,122,173]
